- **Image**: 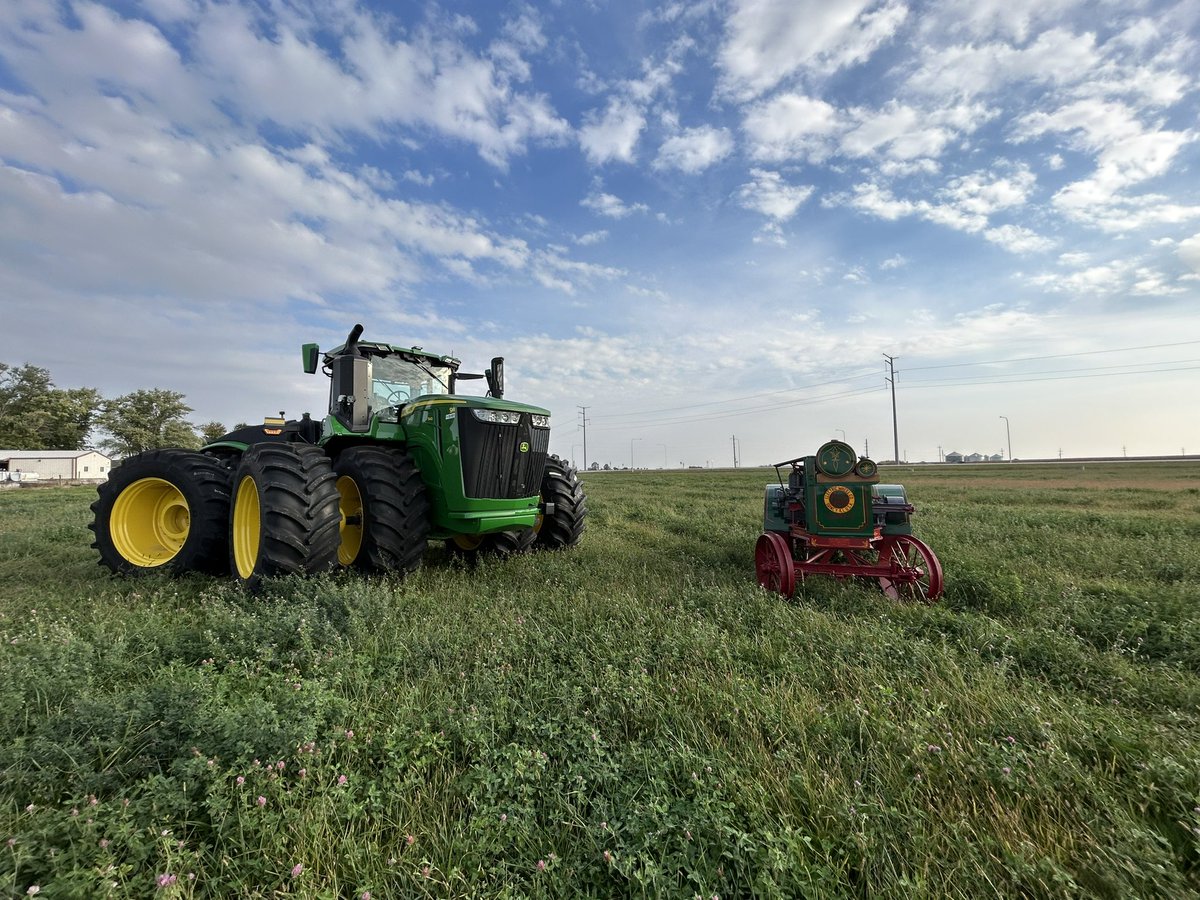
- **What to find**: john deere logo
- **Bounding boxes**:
[519,441,530,453]
[823,486,855,514]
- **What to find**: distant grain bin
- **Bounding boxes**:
[0,449,113,482]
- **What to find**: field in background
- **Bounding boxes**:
[1,462,1198,898]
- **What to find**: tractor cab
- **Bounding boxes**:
[304,327,465,433]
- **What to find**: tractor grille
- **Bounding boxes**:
[458,412,549,499]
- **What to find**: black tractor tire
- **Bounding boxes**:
[90,449,232,575]
[443,528,535,560]
[535,454,587,550]
[332,446,430,574]
[228,444,341,588]
[489,528,537,556]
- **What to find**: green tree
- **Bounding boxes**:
[99,389,200,456]
[199,421,228,444]
[0,363,102,450]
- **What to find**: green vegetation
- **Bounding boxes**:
[1,362,206,453]
[97,389,201,456]
[0,363,101,451]
[1,462,1198,898]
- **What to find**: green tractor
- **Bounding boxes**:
[90,324,587,586]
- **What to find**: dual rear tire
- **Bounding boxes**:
[229,444,341,588]
[91,449,232,575]
[94,445,429,586]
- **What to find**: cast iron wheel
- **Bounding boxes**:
[229,444,340,588]
[333,446,430,574]
[877,534,943,603]
[90,449,232,575]
[755,532,796,597]
[534,454,587,550]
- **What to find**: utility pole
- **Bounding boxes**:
[883,354,899,464]
[731,434,739,468]
[577,406,590,472]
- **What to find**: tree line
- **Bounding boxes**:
[0,362,244,457]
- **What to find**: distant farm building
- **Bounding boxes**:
[0,449,112,482]
[944,451,1004,463]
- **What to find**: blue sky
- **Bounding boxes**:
[1,0,1198,465]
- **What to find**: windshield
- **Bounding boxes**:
[371,356,453,415]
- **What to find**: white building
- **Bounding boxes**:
[0,449,112,482]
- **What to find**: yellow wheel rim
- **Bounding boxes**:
[110,477,191,567]
[337,475,364,566]
[232,475,261,580]
[452,533,485,551]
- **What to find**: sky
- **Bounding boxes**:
[1,0,1199,467]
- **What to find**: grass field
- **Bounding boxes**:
[1,462,1198,898]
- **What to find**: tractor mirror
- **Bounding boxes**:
[301,343,320,374]
[486,357,505,398]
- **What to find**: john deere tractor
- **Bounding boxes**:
[90,324,587,586]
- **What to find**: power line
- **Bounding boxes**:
[588,384,886,432]
[903,358,1200,385]
[899,340,1200,373]
[590,367,883,422]
[903,364,1200,389]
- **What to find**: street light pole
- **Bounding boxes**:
[835,428,846,441]
[1000,415,1012,462]
[630,437,642,470]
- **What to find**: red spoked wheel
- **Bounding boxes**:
[755,532,796,597]
[877,535,943,603]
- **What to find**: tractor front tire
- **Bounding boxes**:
[229,444,340,588]
[90,449,232,575]
[445,528,536,559]
[333,447,430,574]
[535,454,587,550]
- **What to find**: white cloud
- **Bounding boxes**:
[742,93,843,162]
[574,230,609,246]
[654,126,734,173]
[984,224,1055,254]
[0,2,570,169]
[1130,266,1185,296]
[529,248,625,295]
[579,98,646,165]
[736,169,814,221]
[932,0,1081,42]
[907,27,1100,101]
[835,163,1044,251]
[880,254,907,270]
[843,100,996,161]
[719,0,908,100]
[1024,259,1140,295]
[581,189,649,219]
[1014,99,1199,231]
[1180,234,1200,273]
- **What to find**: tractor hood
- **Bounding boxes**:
[400,394,549,418]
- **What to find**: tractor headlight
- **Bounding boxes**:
[531,414,550,428]
[471,408,521,424]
